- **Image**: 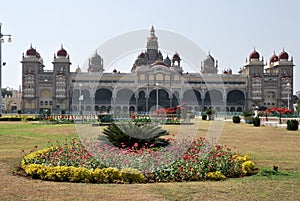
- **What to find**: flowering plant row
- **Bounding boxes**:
[21,137,257,183]
[21,145,144,183]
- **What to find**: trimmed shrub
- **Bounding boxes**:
[242,160,256,175]
[0,117,22,121]
[232,116,241,123]
[202,114,207,120]
[252,117,260,127]
[205,171,226,181]
[22,164,144,183]
[287,119,299,131]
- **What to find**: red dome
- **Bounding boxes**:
[173,52,180,60]
[269,53,279,63]
[249,49,260,60]
[26,47,37,56]
[138,52,145,58]
[57,47,67,57]
[278,50,289,60]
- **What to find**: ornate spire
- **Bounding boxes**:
[150,25,155,35]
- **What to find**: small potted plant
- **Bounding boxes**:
[287,119,299,131]
[206,108,215,120]
[242,111,254,124]
[232,116,241,123]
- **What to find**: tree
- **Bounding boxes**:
[1,88,12,97]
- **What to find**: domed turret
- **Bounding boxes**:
[173,52,181,61]
[138,52,145,58]
[201,52,218,74]
[25,45,42,60]
[205,52,215,62]
[90,51,103,66]
[26,46,37,56]
[249,49,260,60]
[57,45,68,57]
[278,49,289,60]
[88,50,104,73]
[269,52,279,63]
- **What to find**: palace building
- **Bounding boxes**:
[21,26,294,115]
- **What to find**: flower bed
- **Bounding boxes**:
[21,138,257,183]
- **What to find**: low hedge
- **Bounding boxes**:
[22,164,144,184]
[0,117,39,121]
[0,117,23,121]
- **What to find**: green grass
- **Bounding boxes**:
[0,121,300,201]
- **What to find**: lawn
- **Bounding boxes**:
[0,121,300,201]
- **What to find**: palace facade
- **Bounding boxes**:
[21,26,294,115]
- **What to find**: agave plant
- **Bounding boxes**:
[99,122,170,149]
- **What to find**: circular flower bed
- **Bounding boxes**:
[21,137,257,183]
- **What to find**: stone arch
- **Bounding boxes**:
[172,91,179,107]
[182,89,201,105]
[95,88,112,105]
[148,88,170,110]
[227,90,245,106]
[204,90,224,105]
[115,88,135,105]
[137,90,146,112]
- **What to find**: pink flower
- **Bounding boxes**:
[134,143,138,147]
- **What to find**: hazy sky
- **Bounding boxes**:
[1,0,299,92]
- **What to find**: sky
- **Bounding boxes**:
[1,0,300,93]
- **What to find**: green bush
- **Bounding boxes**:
[99,122,170,149]
[286,119,299,131]
[232,116,241,123]
[252,117,260,127]
[202,114,207,120]
[242,111,254,117]
[0,117,22,121]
